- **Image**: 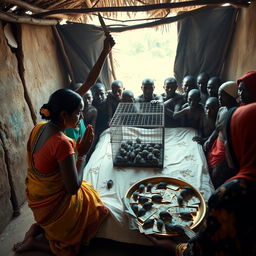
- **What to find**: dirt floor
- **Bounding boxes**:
[0,203,170,256]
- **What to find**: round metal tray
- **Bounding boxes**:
[124,176,206,236]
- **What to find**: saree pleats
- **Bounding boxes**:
[26,122,108,256]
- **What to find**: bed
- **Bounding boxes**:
[83,127,214,245]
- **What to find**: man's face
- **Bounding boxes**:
[197,76,208,91]
[112,85,123,100]
[142,83,154,98]
[83,91,93,107]
[188,93,200,108]
[182,78,194,94]
[164,82,177,96]
[205,101,216,119]
[207,81,218,97]
[94,87,106,103]
[238,81,251,104]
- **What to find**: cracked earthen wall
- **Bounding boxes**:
[223,1,256,79]
[0,22,67,233]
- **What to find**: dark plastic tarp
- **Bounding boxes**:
[57,23,112,90]
[174,6,238,85]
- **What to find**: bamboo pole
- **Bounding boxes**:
[107,6,209,32]
[1,0,46,13]
[0,10,59,25]
[52,26,76,84]
[16,24,38,125]
[0,0,74,21]
[34,0,250,17]
[109,51,117,80]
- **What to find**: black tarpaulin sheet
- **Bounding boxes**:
[174,6,238,85]
[57,23,112,90]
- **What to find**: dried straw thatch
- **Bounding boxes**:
[0,0,250,26]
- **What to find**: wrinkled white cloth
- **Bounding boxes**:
[83,127,214,245]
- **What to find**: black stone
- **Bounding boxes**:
[107,179,114,189]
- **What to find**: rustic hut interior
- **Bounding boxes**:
[0,0,256,255]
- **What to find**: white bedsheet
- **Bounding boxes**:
[83,127,214,245]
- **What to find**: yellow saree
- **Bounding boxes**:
[26,122,108,256]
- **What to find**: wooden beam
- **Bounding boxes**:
[109,51,117,80]
[52,26,76,84]
[0,0,72,20]
[107,6,209,32]
[1,0,46,13]
[34,0,250,18]
[0,10,58,25]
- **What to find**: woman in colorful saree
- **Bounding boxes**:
[13,89,108,255]
[147,103,256,256]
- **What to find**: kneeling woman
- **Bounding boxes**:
[14,89,108,255]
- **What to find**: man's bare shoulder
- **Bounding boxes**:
[84,105,97,115]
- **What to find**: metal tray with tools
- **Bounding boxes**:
[125,176,206,236]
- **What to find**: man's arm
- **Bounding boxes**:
[203,129,218,151]
[198,111,206,137]
[84,108,98,130]
[173,107,188,119]
[174,96,184,112]
[76,35,115,96]
[164,99,174,118]
[90,108,98,130]
[107,98,113,123]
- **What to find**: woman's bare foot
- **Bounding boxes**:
[23,223,42,241]
[13,223,43,252]
[13,236,35,252]
[13,235,51,254]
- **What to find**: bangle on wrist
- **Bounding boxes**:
[77,155,86,162]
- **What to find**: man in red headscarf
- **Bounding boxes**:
[237,71,256,104]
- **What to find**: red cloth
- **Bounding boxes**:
[207,137,225,168]
[226,103,256,182]
[237,71,256,102]
[33,133,75,174]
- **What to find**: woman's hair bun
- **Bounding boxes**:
[39,104,51,120]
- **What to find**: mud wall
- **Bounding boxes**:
[0,22,66,233]
[223,2,256,80]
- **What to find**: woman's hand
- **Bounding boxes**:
[76,124,94,156]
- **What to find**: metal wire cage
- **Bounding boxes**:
[109,102,165,168]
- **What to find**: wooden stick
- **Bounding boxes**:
[16,24,38,125]
[1,0,46,13]
[1,0,73,20]
[0,10,58,25]
[109,51,117,80]
[106,6,210,32]
[93,14,166,23]
[34,0,250,17]
[52,26,76,84]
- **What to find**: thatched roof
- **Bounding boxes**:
[0,0,251,27]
